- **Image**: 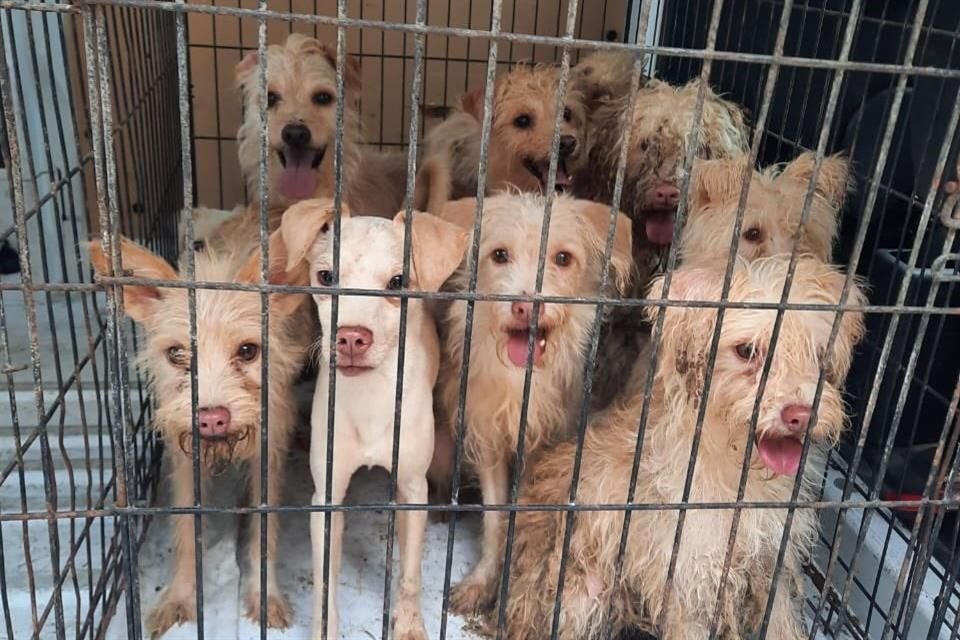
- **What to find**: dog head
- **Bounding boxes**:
[442,193,632,372]
[88,234,308,472]
[280,198,468,375]
[571,49,641,111]
[585,78,749,250]
[462,64,588,194]
[682,152,848,264]
[647,256,866,477]
[236,33,362,206]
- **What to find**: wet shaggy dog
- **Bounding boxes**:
[590,150,850,412]
[414,64,589,215]
[431,193,632,616]
[89,233,310,637]
[500,256,867,639]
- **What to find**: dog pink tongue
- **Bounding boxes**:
[537,160,570,191]
[756,436,803,476]
[645,212,675,246]
[506,330,545,367]
[278,162,319,200]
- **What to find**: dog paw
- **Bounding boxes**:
[392,606,428,640]
[449,576,497,616]
[244,591,293,629]
[146,591,196,638]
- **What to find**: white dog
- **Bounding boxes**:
[279,198,468,640]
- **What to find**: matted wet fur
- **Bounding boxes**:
[430,193,632,616]
[414,64,589,215]
[499,256,867,640]
[89,233,310,637]
[590,150,851,413]
[571,49,643,112]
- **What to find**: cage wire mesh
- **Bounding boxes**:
[0,0,958,639]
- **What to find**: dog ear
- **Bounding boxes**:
[805,261,867,385]
[235,229,310,316]
[280,198,350,272]
[439,197,479,231]
[317,43,362,94]
[394,211,469,291]
[575,200,633,295]
[460,85,486,121]
[234,51,259,89]
[690,157,753,209]
[88,236,178,323]
[779,152,851,209]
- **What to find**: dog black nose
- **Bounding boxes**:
[281,123,311,148]
[558,135,577,157]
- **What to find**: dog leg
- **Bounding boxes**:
[450,458,507,615]
[392,472,429,640]
[310,437,352,640]
[244,445,292,629]
[426,424,454,523]
[146,454,199,638]
[761,572,805,640]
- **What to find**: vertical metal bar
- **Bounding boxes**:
[172,0,204,636]
[381,4,427,635]
[321,0,348,635]
[437,1,504,637]
[253,2,270,635]
[81,3,142,637]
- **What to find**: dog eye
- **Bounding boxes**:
[743,227,762,242]
[491,248,509,264]
[734,343,757,361]
[387,274,404,290]
[554,251,572,267]
[316,270,335,286]
[192,239,205,252]
[267,91,281,108]
[313,91,333,106]
[513,114,532,129]
[166,345,187,366]
[563,107,572,123]
[236,343,260,362]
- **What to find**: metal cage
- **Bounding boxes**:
[0,0,958,639]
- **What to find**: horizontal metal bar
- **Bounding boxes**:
[3,497,959,523]
[0,0,944,79]
[64,275,960,315]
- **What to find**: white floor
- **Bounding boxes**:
[104,450,485,640]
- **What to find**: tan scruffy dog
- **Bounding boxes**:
[414,65,589,215]
[681,151,850,266]
[431,193,632,616]
[89,232,310,637]
[213,33,406,252]
[499,256,867,640]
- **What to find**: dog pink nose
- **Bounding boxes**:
[198,407,231,437]
[336,326,373,356]
[511,301,535,321]
[650,183,681,207]
[780,404,811,434]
